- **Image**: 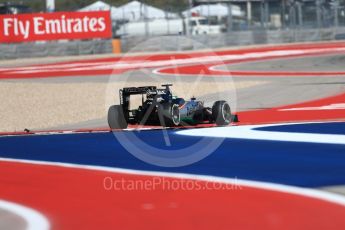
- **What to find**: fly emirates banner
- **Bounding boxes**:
[0,11,112,42]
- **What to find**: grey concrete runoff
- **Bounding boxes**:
[0,208,26,230]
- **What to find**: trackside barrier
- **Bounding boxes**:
[1,27,345,59]
[120,27,345,52]
[0,39,113,60]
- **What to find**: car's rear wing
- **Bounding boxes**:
[120,86,157,112]
[119,85,173,114]
[121,86,157,95]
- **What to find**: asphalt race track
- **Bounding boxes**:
[0,42,344,230]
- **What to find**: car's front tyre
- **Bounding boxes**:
[212,101,231,126]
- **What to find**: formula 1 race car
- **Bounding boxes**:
[108,84,236,129]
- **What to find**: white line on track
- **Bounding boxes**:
[2,47,345,75]
[153,48,345,76]
[279,103,345,111]
[207,48,345,73]
[0,199,50,230]
[1,157,345,208]
[176,122,345,145]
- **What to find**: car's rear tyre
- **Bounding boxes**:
[108,105,128,129]
[212,101,231,126]
[158,103,180,127]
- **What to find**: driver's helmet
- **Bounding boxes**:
[174,97,185,107]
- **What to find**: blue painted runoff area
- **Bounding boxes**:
[0,122,344,188]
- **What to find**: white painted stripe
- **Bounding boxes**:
[0,199,50,230]
[176,122,345,145]
[1,157,345,208]
[154,47,345,76]
[4,47,345,75]
[208,48,345,73]
[280,103,345,111]
[0,127,159,137]
[0,130,108,137]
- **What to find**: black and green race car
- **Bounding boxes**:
[108,84,236,129]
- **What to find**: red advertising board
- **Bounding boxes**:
[0,11,112,43]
